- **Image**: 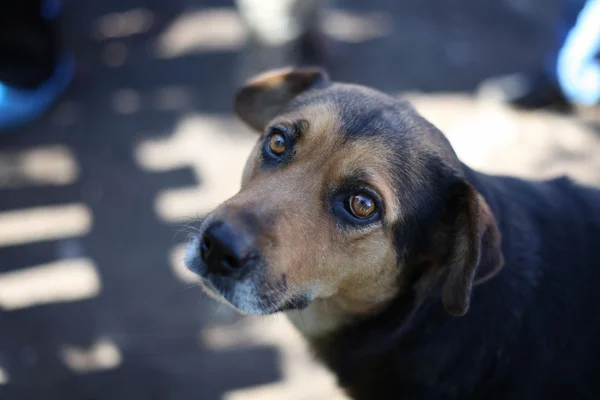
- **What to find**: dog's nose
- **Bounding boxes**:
[200,221,254,274]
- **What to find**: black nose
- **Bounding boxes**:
[200,221,254,274]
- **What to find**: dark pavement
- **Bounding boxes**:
[1,0,597,399]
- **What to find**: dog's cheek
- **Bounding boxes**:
[241,144,262,187]
[282,227,399,303]
[333,231,400,308]
[263,213,334,294]
[284,233,332,289]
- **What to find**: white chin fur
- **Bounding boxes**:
[184,236,201,268]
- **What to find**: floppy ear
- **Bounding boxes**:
[233,67,330,132]
[441,180,504,316]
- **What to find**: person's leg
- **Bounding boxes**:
[476,0,591,110]
[235,0,329,81]
[544,0,589,84]
[0,0,74,130]
[556,0,600,105]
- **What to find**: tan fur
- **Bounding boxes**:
[247,67,293,87]
[324,140,402,220]
[210,103,404,335]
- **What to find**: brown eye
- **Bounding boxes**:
[268,132,286,155]
[349,193,377,219]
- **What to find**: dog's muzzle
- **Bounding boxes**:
[197,220,259,276]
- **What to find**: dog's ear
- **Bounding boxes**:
[234,67,330,132]
[440,180,504,316]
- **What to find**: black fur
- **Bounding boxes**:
[232,70,600,399]
[313,168,600,400]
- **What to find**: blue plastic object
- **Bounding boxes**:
[0,53,75,131]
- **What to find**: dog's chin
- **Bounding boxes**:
[197,277,313,316]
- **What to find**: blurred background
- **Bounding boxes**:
[0,0,598,399]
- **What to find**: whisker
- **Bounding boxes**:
[179,282,201,292]
[173,222,201,240]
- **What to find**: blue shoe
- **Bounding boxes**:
[0,53,75,131]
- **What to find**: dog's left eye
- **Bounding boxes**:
[347,193,377,219]
[263,127,291,163]
[332,189,382,226]
[268,132,287,155]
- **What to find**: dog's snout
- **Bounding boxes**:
[200,221,255,274]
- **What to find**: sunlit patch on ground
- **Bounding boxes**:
[153,6,393,60]
[155,8,245,58]
[324,10,393,43]
[94,8,154,40]
[135,114,257,223]
[0,258,101,310]
[0,367,8,385]
[112,89,141,115]
[406,93,600,185]
[0,146,79,188]
[152,86,194,112]
[202,318,348,400]
[169,243,198,284]
[60,338,122,374]
[0,204,92,248]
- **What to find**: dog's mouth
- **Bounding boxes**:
[195,270,313,315]
[185,235,312,315]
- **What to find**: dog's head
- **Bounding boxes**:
[185,68,503,323]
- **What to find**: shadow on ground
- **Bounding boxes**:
[0,0,596,399]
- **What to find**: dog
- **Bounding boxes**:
[185,68,600,399]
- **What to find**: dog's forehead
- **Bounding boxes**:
[285,83,413,142]
[286,83,459,172]
[258,82,460,212]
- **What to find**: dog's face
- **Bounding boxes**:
[186,68,503,322]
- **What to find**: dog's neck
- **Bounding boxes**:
[286,299,349,338]
[291,168,548,399]
[286,291,400,339]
